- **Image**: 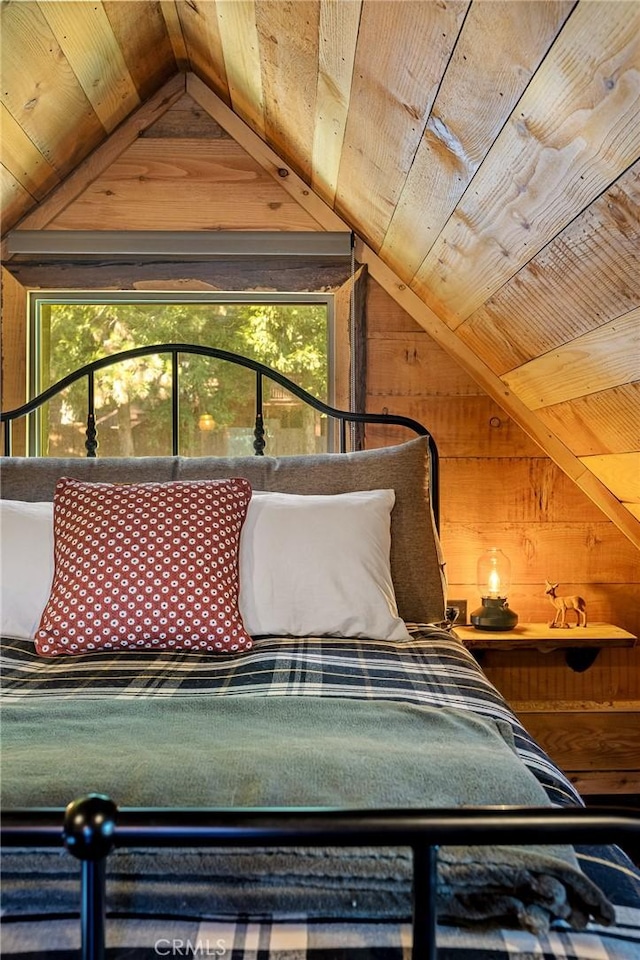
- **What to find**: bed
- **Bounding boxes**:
[1,345,639,960]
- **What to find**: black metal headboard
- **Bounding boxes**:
[0,343,439,529]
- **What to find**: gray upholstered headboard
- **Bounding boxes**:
[0,437,445,625]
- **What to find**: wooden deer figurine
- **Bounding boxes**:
[544,580,587,628]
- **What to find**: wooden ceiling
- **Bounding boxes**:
[1,0,639,546]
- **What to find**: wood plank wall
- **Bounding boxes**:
[2,91,638,794]
[364,280,640,794]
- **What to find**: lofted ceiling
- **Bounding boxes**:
[1,0,639,547]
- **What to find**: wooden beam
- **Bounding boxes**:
[2,257,354,293]
[0,74,185,253]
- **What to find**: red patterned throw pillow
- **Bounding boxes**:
[35,477,253,658]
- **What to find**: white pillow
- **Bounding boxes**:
[238,489,410,641]
[0,489,409,644]
[0,500,55,640]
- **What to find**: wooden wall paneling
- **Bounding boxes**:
[141,93,230,140]
[48,138,321,232]
[364,396,544,458]
[580,452,640,504]
[380,0,573,281]
[1,166,34,234]
[366,279,424,336]
[359,226,640,546]
[478,645,640,709]
[187,74,345,231]
[0,104,61,201]
[311,0,361,207]
[569,771,639,796]
[503,308,640,410]
[332,276,351,414]
[457,163,640,375]
[256,1,319,185]
[411,2,640,320]
[103,0,177,100]
[0,268,27,456]
[1,74,184,248]
[171,0,230,105]
[38,1,141,131]
[214,0,265,137]
[442,522,640,587]
[518,711,640,773]
[334,0,467,244]
[440,459,605,524]
[0,2,105,186]
[367,335,482,398]
[159,1,190,72]
[535,382,640,457]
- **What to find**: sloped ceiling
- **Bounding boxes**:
[1,0,639,547]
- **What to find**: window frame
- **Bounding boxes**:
[27,289,335,457]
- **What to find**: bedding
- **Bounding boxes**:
[1,487,410,645]
[0,435,447,626]
[0,498,55,639]
[2,627,639,960]
[1,439,639,960]
[35,476,253,656]
[239,489,409,640]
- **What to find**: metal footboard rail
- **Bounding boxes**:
[2,798,638,960]
[0,342,440,529]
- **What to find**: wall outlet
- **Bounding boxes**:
[445,600,468,625]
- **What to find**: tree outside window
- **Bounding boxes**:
[32,295,332,458]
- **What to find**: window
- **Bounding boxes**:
[29,292,334,458]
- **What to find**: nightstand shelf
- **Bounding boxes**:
[455,622,637,672]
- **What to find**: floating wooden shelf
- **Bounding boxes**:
[455,622,637,673]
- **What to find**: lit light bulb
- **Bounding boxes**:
[487,568,501,597]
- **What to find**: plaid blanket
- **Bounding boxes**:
[2,911,640,959]
[0,625,580,806]
[2,625,639,960]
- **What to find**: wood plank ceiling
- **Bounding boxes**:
[1,0,639,546]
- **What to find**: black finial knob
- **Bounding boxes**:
[63,794,118,861]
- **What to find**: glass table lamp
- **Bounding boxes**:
[470,547,518,630]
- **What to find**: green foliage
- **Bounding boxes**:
[44,300,328,445]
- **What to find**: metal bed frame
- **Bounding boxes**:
[1,344,638,959]
[1,800,638,960]
[0,342,439,528]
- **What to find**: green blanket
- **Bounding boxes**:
[1,696,613,931]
